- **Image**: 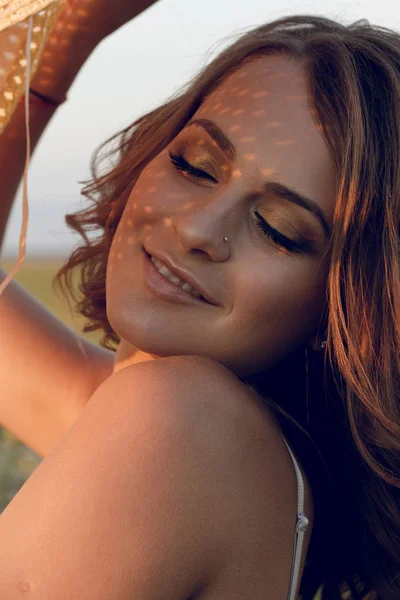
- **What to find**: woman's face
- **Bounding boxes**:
[107,54,337,377]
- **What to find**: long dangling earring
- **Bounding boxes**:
[305,346,310,426]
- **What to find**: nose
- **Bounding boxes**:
[170,192,238,261]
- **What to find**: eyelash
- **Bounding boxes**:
[168,149,218,183]
[168,149,304,254]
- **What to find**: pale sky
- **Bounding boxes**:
[2,0,399,256]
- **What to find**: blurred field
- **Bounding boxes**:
[0,256,103,346]
[0,257,103,512]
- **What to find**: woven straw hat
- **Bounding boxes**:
[0,0,64,135]
[0,1,65,296]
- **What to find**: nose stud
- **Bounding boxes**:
[223,236,228,243]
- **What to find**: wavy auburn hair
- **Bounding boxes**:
[54,14,400,600]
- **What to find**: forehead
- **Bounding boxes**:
[194,54,337,225]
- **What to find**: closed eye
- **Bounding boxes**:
[253,211,304,254]
[169,149,310,255]
[168,150,218,184]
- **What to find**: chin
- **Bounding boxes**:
[111,318,185,359]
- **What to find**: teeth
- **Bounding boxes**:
[167,274,181,285]
[150,256,202,298]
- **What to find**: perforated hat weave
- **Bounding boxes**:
[0,0,64,135]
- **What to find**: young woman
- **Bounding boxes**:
[0,3,399,599]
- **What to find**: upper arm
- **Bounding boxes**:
[0,271,114,457]
[0,356,232,599]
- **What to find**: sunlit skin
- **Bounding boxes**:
[107,54,337,378]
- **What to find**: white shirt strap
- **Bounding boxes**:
[282,435,310,600]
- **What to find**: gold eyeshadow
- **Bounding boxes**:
[256,202,321,245]
[182,146,220,180]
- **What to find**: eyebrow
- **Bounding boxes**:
[264,182,331,238]
[189,118,236,161]
[187,118,331,238]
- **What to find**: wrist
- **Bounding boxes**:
[24,88,67,109]
[29,20,99,105]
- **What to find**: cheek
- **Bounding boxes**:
[122,159,188,224]
[108,210,133,264]
[234,259,327,336]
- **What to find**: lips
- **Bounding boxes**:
[144,247,219,306]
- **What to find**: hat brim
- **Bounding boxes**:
[0,0,61,33]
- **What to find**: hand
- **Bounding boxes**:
[64,0,161,46]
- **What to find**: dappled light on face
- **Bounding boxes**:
[261,167,276,177]
[215,87,227,98]
[163,217,173,227]
[144,231,156,246]
[114,58,325,273]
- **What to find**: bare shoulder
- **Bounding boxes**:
[103,353,314,533]
[106,354,284,455]
[112,353,273,421]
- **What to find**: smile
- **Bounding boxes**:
[150,256,203,298]
[142,250,213,307]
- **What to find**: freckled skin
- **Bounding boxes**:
[107,55,337,377]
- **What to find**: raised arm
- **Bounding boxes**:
[0,0,160,457]
[0,268,114,458]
